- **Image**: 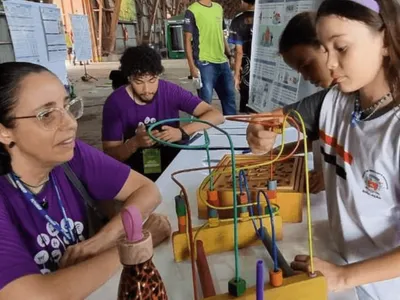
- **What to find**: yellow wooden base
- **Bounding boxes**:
[204,272,327,300]
[197,189,303,223]
[172,216,283,262]
[196,154,305,223]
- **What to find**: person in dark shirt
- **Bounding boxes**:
[229,0,255,113]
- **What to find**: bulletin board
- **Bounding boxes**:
[248,0,322,112]
[70,14,93,62]
[3,0,68,84]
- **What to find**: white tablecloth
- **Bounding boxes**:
[88,145,358,299]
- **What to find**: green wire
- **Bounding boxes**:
[205,145,214,190]
[147,118,240,281]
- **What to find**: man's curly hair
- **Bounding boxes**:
[120,45,164,79]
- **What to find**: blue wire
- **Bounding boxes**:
[238,170,258,233]
[257,190,278,272]
[238,170,264,240]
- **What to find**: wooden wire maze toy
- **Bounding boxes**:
[148,111,328,300]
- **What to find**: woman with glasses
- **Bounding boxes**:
[0,62,164,299]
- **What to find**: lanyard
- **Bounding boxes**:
[11,173,76,244]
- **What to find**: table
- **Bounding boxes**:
[88,125,359,300]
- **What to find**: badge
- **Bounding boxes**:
[142,148,162,174]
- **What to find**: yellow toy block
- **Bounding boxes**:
[205,272,327,300]
[197,154,304,223]
[172,215,283,262]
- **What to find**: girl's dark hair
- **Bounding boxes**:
[317,0,400,104]
[279,11,320,54]
[0,61,50,175]
[120,45,164,80]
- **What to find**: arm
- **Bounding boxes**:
[101,93,134,162]
[0,195,121,300]
[341,248,400,290]
[228,18,243,83]
[0,247,120,300]
[181,102,225,135]
[103,139,139,162]
[223,20,232,59]
[224,38,232,59]
[87,169,161,253]
[101,93,153,162]
[155,85,224,142]
[233,45,243,80]
[60,142,161,267]
[282,89,329,141]
[175,85,224,134]
[183,10,198,77]
[294,247,400,292]
[247,89,328,154]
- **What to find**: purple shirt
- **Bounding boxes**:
[102,79,202,141]
[0,140,130,289]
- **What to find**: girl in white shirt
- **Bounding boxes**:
[247,1,400,299]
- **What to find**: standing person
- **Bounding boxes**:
[278,11,333,89]
[102,45,224,182]
[247,0,400,299]
[0,62,165,299]
[229,0,255,113]
[183,0,237,115]
[249,11,334,194]
[276,10,336,194]
[64,29,73,65]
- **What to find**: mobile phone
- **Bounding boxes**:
[145,123,163,132]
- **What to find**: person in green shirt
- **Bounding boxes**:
[183,0,237,115]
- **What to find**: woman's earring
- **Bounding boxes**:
[383,48,389,56]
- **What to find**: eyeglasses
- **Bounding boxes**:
[12,97,84,131]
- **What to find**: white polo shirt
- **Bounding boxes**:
[319,86,400,300]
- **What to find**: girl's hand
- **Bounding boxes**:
[291,255,347,292]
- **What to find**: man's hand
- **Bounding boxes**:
[132,124,157,148]
[246,123,278,154]
[234,76,241,91]
[190,66,200,79]
[291,255,346,292]
[154,126,183,143]
[229,56,235,69]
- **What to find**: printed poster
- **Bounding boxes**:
[248,0,319,112]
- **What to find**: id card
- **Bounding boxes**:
[142,148,161,174]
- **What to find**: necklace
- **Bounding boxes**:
[20,178,49,189]
[9,174,49,208]
[351,92,392,126]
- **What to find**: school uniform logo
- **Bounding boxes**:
[362,170,388,199]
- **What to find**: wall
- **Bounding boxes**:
[0,1,15,63]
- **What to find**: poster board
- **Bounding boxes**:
[248,0,321,112]
[40,6,67,62]
[70,14,92,62]
[3,0,67,84]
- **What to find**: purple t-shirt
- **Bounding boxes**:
[0,140,130,290]
[102,79,202,141]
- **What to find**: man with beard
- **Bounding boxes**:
[229,0,254,113]
[102,45,224,181]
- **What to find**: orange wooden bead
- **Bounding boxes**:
[269,268,283,287]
